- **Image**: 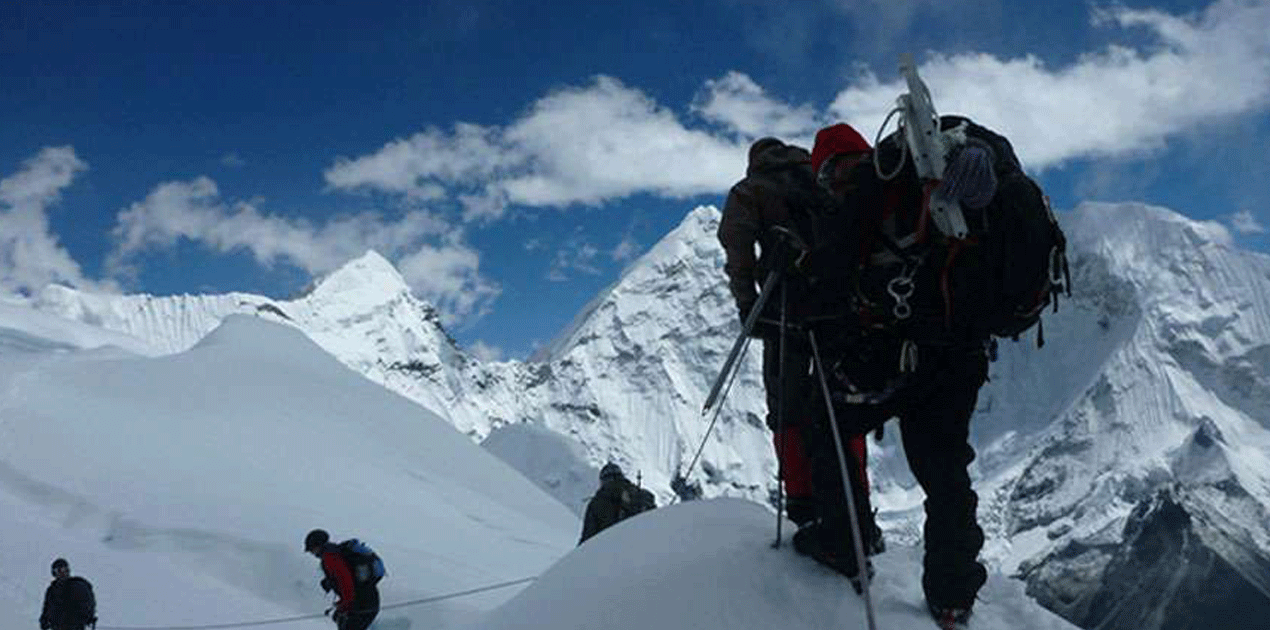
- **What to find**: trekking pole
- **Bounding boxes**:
[703,270,782,415]
[771,280,788,549]
[808,329,878,630]
[675,332,753,499]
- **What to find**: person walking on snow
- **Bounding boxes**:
[40,558,96,630]
[579,463,656,544]
[306,529,379,630]
[810,120,1002,627]
[718,136,880,557]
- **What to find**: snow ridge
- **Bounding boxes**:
[20,201,1270,630]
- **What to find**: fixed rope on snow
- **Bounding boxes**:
[94,576,536,630]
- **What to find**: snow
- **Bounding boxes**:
[0,296,1077,630]
[473,499,1077,630]
[8,196,1270,628]
[0,307,576,630]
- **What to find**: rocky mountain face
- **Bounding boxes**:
[25,201,1270,629]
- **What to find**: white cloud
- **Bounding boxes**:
[325,1,1270,216]
[1228,209,1267,234]
[466,339,506,362]
[396,234,501,323]
[0,146,102,295]
[325,123,509,201]
[326,77,748,218]
[829,0,1270,170]
[108,176,497,323]
[220,153,246,167]
[611,234,641,262]
[691,71,824,143]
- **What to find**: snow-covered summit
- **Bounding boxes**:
[300,249,415,310]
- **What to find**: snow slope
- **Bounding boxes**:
[17,199,1270,629]
[0,309,577,630]
[0,303,1079,630]
[471,498,1077,630]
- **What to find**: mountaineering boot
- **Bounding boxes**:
[928,602,972,630]
[792,520,873,593]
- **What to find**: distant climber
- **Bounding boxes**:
[305,529,382,630]
[579,463,656,544]
[40,558,96,630]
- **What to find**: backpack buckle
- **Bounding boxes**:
[887,264,917,320]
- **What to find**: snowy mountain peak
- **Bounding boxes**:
[305,249,414,306]
[545,205,724,359]
[1069,201,1233,253]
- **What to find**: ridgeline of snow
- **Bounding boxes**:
[18,199,1270,628]
[470,499,1077,630]
[0,311,576,630]
[0,302,1079,630]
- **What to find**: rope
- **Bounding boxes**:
[874,106,907,182]
[96,576,536,630]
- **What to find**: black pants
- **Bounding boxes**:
[339,587,379,630]
[761,331,813,432]
[802,404,879,557]
[893,344,989,610]
[763,331,822,525]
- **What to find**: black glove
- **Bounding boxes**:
[764,226,809,273]
[937,141,997,209]
[320,577,334,593]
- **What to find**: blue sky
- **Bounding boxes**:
[3,0,1268,359]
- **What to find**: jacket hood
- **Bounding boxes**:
[746,138,811,177]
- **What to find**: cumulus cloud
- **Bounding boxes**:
[1228,209,1266,235]
[395,234,501,322]
[328,0,1270,216]
[691,71,824,143]
[108,176,497,323]
[0,146,101,295]
[325,77,748,220]
[829,0,1270,169]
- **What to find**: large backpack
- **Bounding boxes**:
[752,161,857,321]
[67,577,96,627]
[848,115,1070,344]
[615,483,656,521]
[338,539,387,585]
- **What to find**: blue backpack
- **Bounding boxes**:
[338,539,386,585]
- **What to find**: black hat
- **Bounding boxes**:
[51,558,69,575]
[600,463,623,480]
[304,529,329,552]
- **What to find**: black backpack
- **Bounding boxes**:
[848,116,1070,344]
[752,161,856,321]
[68,577,95,627]
[616,483,656,521]
[944,116,1070,341]
[337,539,386,585]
